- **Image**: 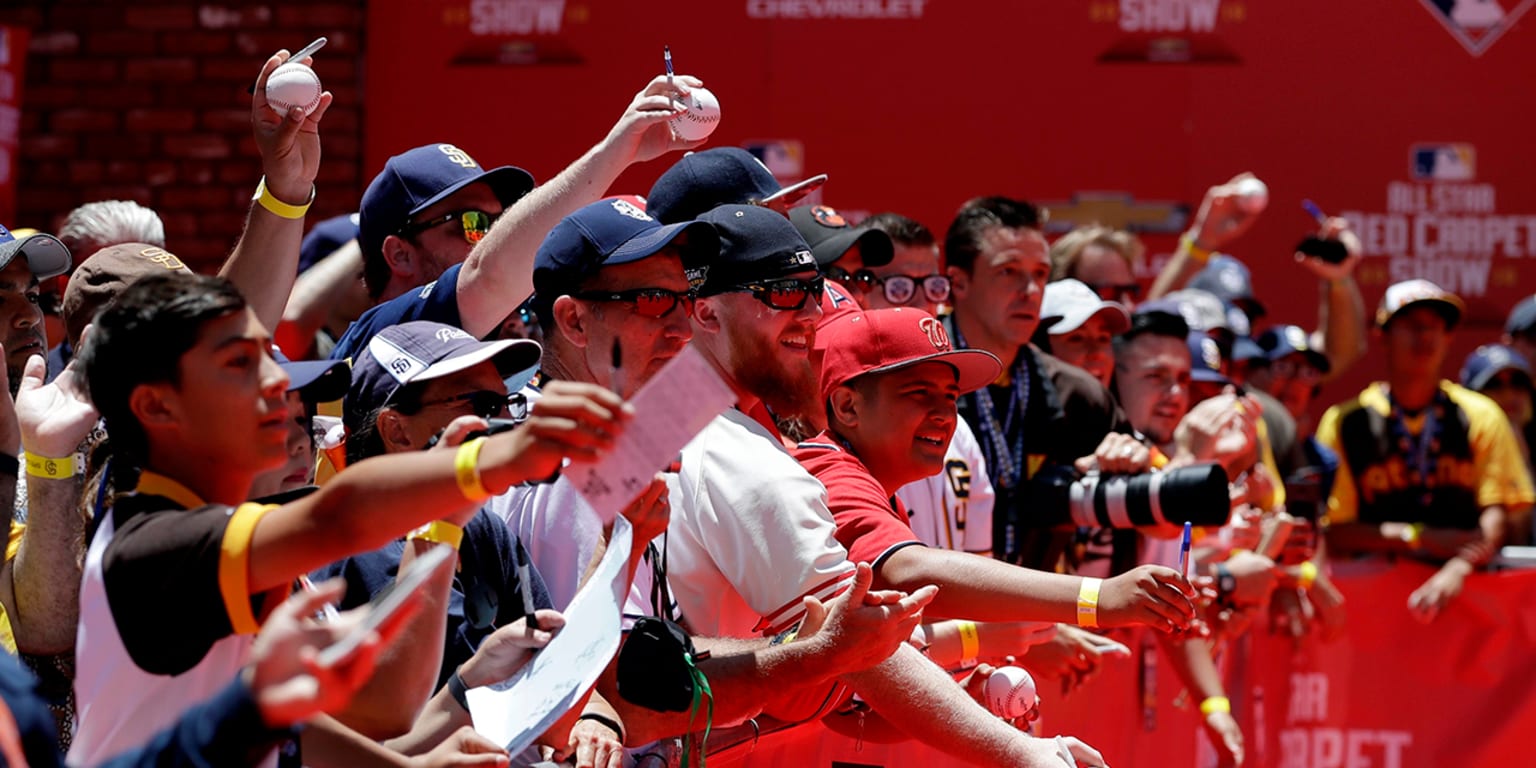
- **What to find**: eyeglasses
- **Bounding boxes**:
[571,287,698,319]
[1270,358,1322,383]
[1088,282,1142,304]
[399,389,528,421]
[723,275,826,311]
[825,265,877,294]
[397,210,498,244]
[871,273,951,305]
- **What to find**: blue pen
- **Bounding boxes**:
[664,45,675,108]
[1177,521,1193,578]
[1302,198,1326,224]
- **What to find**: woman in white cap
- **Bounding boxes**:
[1036,278,1130,388]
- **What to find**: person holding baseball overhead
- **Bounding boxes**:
[328,73,710,363]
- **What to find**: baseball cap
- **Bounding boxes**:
[1040,279,1130,336]
[1504,295,1536,337]
[1460,344,1532,392]
[358,144,535,263]
[818,308,1002,401]
[1188,331,1229,384]
[529,197,719,323]
[1376,279,1463,329]
[0,224,70,282]
[1188,254,1265,318]
[299,212,360,274]
[695,205,818,295]
[646,148,827,225]
[61,242,192,345]
[1256,324,1331,374]
[1152,289,1230,333]
[788,205,893,267]
[344,321,542,435]
[1122,306,1190,343]
[819,280,863,325]
[272,349,351,403]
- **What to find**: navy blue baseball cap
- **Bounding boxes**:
[1256,324,1331,374]
[358,144,535,263]
[0,224,70,280]
[299,213,360,274]
[529,197,719,325]
[1189,254,1265,318]
[1188,331,1229,384]
[695,205,818,295]
[1460,344,1532,392]
[646,148,827,225]
[344,321,542,436]
[1505,295,1536,337]
[272,348,351,403]
[788,205,893,267]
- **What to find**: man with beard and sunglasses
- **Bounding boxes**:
[330,73,708,363]
[662,204,1108,767]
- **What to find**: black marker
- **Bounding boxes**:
[518,543,540,632]
[611,338,625,398]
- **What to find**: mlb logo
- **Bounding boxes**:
[1411,143,1476,181]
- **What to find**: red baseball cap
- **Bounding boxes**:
[818,308,1002,402]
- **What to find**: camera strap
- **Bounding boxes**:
[642,535,713,768]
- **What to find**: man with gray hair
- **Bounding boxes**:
[56,200,166,256]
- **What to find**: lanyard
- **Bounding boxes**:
[953,324,1029,490]
[1387,386,1445,504]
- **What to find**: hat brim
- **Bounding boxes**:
[283,359,352,402]
[414,337,543,387]
[0,233,71,279]
[1190,369,1230,384]
[811,227,893,268]
[760,174,828,209]
[407,165,537,219]
[1380,297,1463,330]
[860,348,1003,395]
[1046,303,1131,335]
[607,219,719,269]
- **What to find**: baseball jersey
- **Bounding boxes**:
[793,433,924,569]
[895,419,995,554]
[1318,380,1535,527]
[665,410,856,639]
[70,471,287,767]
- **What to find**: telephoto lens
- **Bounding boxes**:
[1027,463,1233,529]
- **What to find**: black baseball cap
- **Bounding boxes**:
[788,205,893,267]
[646,148,827,225]
[695,205,818,295]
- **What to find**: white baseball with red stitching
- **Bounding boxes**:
[265,62,322,117]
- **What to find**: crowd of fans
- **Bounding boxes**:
[0,47,1528,768]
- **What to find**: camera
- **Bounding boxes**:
[1029,463,1233,529]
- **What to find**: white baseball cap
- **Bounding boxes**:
[1041,279,1130,335]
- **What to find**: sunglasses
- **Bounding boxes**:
[871,273,951,305]
[1270,358,1322,383]
[1088,282,1142,304]
[724,275,826,311]
[825,265,877,294]
[399,389,528,421]
[397,210,498,244]
[572,287,697,319]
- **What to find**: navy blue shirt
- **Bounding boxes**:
[311,508,553,689]
[330,264,465,362]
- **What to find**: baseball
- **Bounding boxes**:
[983,665,1038,720]
[265,61,322,117]
[669,87,721,142]
[1233,176,1269,214]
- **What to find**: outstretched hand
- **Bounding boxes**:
[16,353,100,461]
[251,49,333,203]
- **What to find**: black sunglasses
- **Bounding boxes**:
[572,287,698,319]
[825,265,877,294]
[397,210,499,244]
[398,389,528,421]
[721,275,826,311]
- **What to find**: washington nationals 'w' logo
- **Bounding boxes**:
[919,317,950,351]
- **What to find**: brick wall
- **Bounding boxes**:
[0,1,366,271]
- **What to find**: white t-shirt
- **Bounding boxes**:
[895,419,995,554]
[664,410,855,639]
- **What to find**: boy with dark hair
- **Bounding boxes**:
[70,272,628,766]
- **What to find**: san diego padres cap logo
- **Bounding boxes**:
[919,316,950,351]
[811,205,847,228]
[138,246,186,270]
[438,144,479,169]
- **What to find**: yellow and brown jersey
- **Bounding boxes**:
[1317,381,1535,528]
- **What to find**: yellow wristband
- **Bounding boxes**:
[1180,233,1214,265]
[1401,522,1425,550]
[1297,561,1318,590]
[407,520,464,551]
[1077,577,1102,628]
[454,437,490,501]
[956,620,980,664]
[25,453,79,480]
[252,176,315,219]
[1199,696,1232,716]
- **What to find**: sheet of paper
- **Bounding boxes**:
[466,516,634,752]
[564,345,736,523]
